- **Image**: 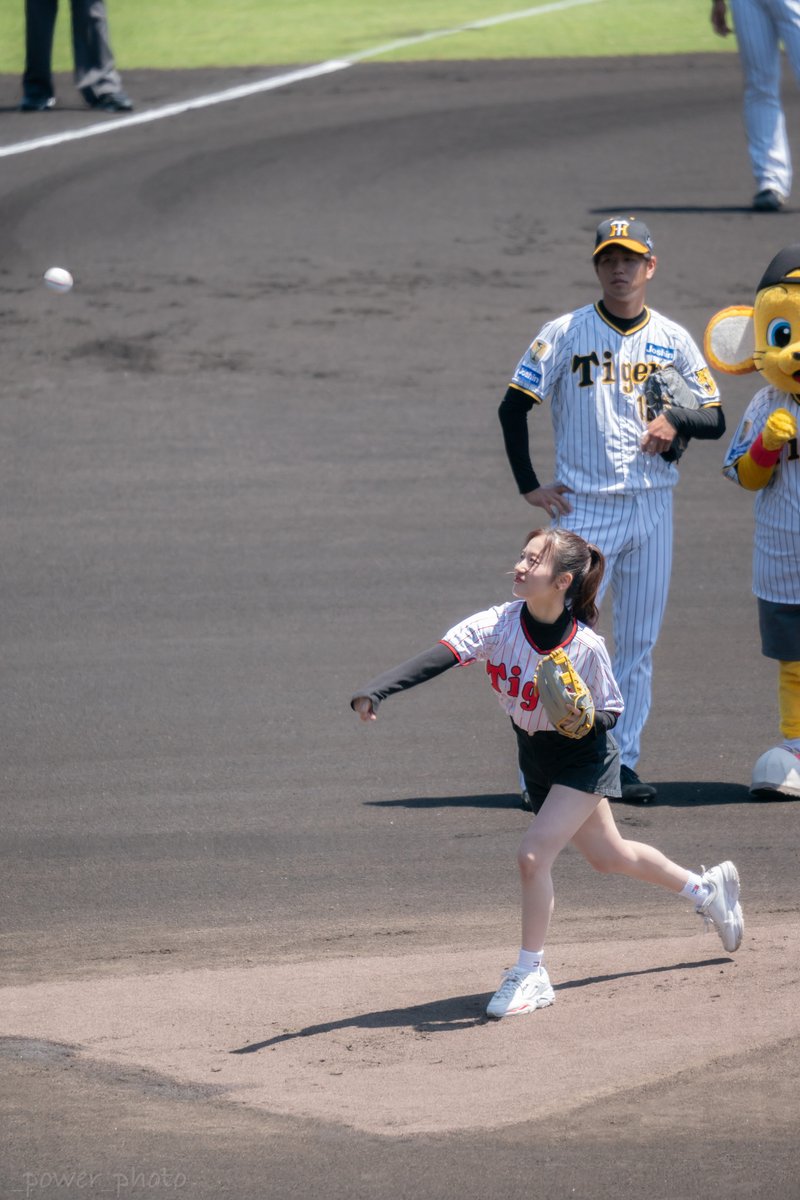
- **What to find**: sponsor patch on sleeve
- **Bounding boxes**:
[514,364,543,390]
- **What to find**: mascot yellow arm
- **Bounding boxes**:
[735,408,798,490]
[736,452,776,490]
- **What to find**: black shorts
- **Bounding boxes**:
[513,723,621,815]
[758,598,800,661]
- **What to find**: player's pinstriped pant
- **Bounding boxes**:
[561,490,673,769]
[730,0,800,198]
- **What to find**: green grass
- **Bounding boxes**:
[0,0,731,74]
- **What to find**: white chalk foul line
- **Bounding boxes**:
[0,60,352,159]
[346,0,603,62]
[0,0,602,160]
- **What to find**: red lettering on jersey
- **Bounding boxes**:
[486,660,507,692]
[487,659,540,709]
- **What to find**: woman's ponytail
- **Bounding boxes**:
[567,543,604,626]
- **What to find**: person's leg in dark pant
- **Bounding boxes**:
[21,0,58,107]
[70,0,125,105]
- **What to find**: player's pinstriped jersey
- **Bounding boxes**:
[510,303,721,495]
[723,386,800,603]
[440,600,623,735]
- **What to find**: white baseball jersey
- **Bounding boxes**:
[723,386,800,603]
[510,303,721,495]
[730,0,800,197]
[440,600,623,735]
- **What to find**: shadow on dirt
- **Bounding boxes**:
[365,793,521,810]
[590,203,785,215]
[229,958,730,1053]
[642,781,783,807]
[365,782,779,810]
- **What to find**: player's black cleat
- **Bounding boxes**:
[752,188,786,212]
[86,91,133,112]
[619,764,657,804]
[19,94,55,111]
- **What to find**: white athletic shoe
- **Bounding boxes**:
[696,861,743,953]
[486,966,555,1019]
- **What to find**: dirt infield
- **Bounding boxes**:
[1,56,799,1199]
[2,922,798,1140]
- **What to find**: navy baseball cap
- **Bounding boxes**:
[593,216,654,258]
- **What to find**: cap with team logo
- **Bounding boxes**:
[592,216,654,259]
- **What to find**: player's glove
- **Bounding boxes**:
[643,365,700,463]
[534,648,595,739]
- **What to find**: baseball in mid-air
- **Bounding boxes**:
[43,266,74,293]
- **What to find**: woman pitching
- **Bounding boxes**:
[351,527,743,1019]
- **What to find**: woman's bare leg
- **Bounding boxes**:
[517,784,604,951]
[571,797,689,891]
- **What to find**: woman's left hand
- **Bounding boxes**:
[353,696,376,722]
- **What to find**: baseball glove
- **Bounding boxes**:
[535,648,595,739]
[643,365,699,463]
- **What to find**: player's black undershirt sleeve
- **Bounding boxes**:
[350,642,459,714]
[592,709,618,733]
[498,386,541,494]
[663,403,726,440]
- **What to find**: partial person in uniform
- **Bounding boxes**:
[499,218,725,803]
[20,0,133,113]
[351,526,744,1019]
[707,243,800,796]
[711,0,800,210]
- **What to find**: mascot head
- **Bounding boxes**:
[705,243,800,400]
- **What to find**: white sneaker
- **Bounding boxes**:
[486,966,555,1019]
[697,861,743,952]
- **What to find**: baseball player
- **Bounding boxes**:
[499,218,725,803]
[711,0,800,210]
[351,526,743,1019]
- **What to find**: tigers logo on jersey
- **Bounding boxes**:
[695,366,717,395]
[486,659,539,711]
[528,339,551,365]
[572,351,658,393]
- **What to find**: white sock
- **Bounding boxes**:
[517,948,544,973]
[681,873,710,906]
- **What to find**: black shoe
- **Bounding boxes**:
[753,188,786,212]
[619,764,657,804]
[88,91,133,113]
[521,789,534,812]
[19,95,55,112]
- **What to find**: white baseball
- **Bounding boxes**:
[44,266,74,294]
